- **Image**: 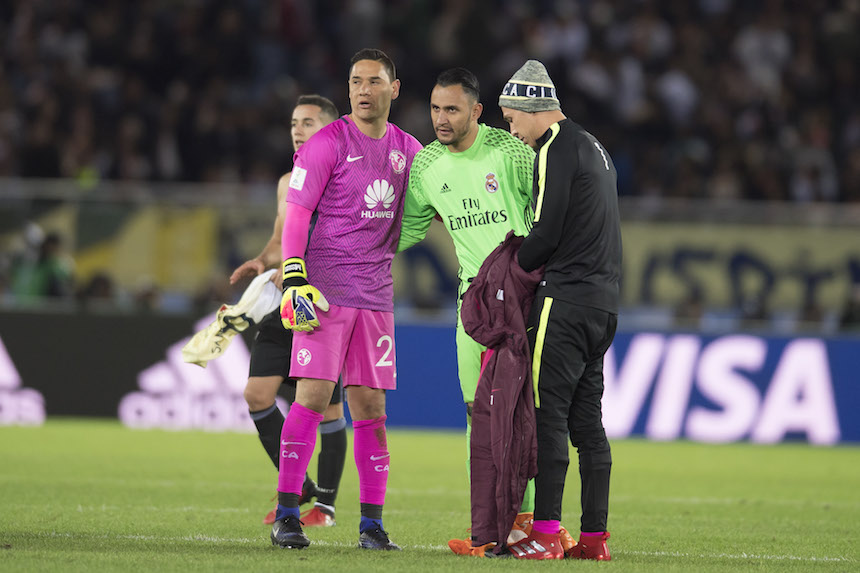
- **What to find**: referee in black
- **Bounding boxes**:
[498,60,622,561]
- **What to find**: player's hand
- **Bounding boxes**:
[229,258,266,284]
[280,257,329,331]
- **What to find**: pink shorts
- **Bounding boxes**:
[289,304,396,390]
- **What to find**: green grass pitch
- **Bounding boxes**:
[1,419,857,572]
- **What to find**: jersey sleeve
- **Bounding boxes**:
[509,133,536,207]
[518,126,576,271]
[488,127,535,231]
[398,158,436,253]
[286,128,339,211]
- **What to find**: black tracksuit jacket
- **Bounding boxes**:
[518,118,621,314]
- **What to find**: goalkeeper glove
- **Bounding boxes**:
[280,257,329,331]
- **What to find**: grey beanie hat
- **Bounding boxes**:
[498,60,560,112]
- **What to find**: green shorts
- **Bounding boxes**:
[456,309,486,404]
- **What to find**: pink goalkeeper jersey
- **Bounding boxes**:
[286,116,422,312]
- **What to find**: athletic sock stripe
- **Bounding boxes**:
[319,417,346,433]
[249,403,278,420]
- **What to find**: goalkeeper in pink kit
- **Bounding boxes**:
[271,48,422,551]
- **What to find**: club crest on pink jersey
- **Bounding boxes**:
[389,149,406,174]
[297,348,312,366]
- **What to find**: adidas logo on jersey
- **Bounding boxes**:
[440,183,451,193]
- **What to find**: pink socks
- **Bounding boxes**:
[277,402,324,495]
[353,415,389,505]
[533,519,561,535]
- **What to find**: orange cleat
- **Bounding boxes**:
[507,511,533,544]
[469,541,496,557]
[262,479,317,525]
[558,525,578,555]
[300,505,336,527]
[447,537,472,555]
[262,493,278,525]
[448,537,496,557]
[569,531,611,561]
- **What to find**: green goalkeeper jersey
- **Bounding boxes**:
[399,123,535,293]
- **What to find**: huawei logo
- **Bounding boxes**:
[364,179,395,210]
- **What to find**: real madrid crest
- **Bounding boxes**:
[485,173,499,193]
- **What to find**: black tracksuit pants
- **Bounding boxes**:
[527,294,617,533]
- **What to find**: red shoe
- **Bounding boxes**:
[300,505,335,527]
[507,530,564,560]
[569,531,611,561]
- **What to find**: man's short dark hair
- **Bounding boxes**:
[350,48,396,82]
[436,68,480,102]
[296,94,339,121]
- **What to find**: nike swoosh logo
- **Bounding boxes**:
[281,441,307,446]
[346,155,364,162]
[369,454,389,461]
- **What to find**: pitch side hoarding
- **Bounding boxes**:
[1,311,857,443]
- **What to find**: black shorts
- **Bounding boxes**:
[249,310,343,405]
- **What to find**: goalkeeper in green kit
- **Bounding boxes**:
[399,68,573,555]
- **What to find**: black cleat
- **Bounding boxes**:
[484,545,512,558]
[358,525,402,551]
[298,476,318,506]
[271,515,310,549]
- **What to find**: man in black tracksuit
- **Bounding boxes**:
[498,60,622,561]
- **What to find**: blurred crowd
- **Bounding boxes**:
[3,0,860,331]
[6,220,860,333]
[0,223,165,312]
[1,0,858,200]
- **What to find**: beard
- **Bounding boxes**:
[436,125,467,146]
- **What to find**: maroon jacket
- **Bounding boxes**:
[461,232,543,547]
